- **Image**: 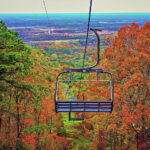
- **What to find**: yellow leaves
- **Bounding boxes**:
[88,57,93,62]
[51,53,57,60]
[131,72,143,80]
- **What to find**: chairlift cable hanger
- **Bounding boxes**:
[82,0,93,68]
[42,0,114,121]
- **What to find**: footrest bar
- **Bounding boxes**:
[69,112,84,121]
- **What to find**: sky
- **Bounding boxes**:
[0,0,150,13]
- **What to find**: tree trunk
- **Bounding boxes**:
[136,132,139,150]
[120,135,123,150]
[16,100,20,139]
[16,95,21,150]
[0,118,1,128]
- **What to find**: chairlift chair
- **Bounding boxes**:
[42,0,114,120]
[55,28,114,120]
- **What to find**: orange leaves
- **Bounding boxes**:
[136,104,149,118]
[92,55,97,60]
[48,132,70,148]
[124,71,145,89]
[101,22,150,140]
[137,104,148,111]
[123,116,134,125]
[122,109,141,125]
[23,134,36,145]
[138,52,150,62]
[108,124,117,130]
[24,118,33,125]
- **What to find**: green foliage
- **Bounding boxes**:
[0,21,33,83]
[0,21,36,116]
[24,123,47,134]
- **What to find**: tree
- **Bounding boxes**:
[0,21,34,91]
[100,22,150,149]
[0,21,34,149]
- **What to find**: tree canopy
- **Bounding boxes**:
[0,21,33,87]
[0,21,149,150]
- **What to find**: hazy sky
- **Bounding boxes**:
[0,0,150,13]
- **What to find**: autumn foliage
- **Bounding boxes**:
[0,21,150,149]
[99,22,150,149]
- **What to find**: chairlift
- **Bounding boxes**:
[42,0,114,120]
[55,28,114,120]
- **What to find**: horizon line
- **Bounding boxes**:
[0,12,150,14]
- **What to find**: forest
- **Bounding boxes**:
[0,20,150,150]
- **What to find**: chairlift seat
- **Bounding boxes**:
[56,101,113,112]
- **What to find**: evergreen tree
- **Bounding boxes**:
[0,21,33,98]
